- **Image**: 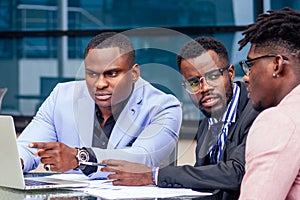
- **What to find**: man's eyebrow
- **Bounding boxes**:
[106,66,120,70]
[85,65,122,73]
[85,69,97,73]
[103,66,122,72]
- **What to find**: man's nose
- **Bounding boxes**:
[243,75,249,83]
[200,78,213,93]
[96,75,108,89]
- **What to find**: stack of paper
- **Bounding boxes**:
[84,183,212,199]
[41,173,212,199]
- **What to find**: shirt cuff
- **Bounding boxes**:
[152,167,159,185]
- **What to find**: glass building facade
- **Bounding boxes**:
[0,0,299,119]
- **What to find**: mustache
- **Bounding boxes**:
[198,93,221,106]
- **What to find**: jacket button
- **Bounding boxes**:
[173,183,182,188]
[161,181,167,187]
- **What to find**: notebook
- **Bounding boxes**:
[0,115,89,190]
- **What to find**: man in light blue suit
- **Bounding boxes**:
[17,32,182,179]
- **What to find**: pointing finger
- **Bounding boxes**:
[29,142,49,149]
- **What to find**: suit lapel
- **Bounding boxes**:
[73,81,94,147]
[108,78,144,148]
[195,120,210,165]
[108,104,139,148]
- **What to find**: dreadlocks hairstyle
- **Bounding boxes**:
[177,37,229,70]
[238,7,300,56]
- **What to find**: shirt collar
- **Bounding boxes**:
[95,98,126,123]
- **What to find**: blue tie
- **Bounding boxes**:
[209,121,223,164]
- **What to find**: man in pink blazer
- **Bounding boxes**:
[238,7,300,199]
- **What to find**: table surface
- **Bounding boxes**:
[0,186,222,200]
[0,172,222,200]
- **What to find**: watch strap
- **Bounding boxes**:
[74,147,98,175]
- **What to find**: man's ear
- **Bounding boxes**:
[273,55,285,76]
[131,64,140,82]
[228,64,235,81]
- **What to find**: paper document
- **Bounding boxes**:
[42,173,90,181]
[84,182,212,199]
[39,173,113,187]
[43,174,212,199]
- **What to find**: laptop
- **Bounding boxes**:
[0,115,89,190]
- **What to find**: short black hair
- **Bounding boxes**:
[177,36,229,70]
[238,7,300,57]
[84,32,135,67]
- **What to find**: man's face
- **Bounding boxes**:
[84,47,138,111]
[245,45,278,112]
[180,50,234,119]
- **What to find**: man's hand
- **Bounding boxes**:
[29,142,78,172]
[101,159,155,186]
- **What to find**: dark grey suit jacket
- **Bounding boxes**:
[157,81,259,200]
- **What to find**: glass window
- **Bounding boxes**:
[0,0,299,117]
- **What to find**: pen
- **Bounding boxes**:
[80,161,107,167]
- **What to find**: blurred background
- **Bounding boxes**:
[1,0,299,117]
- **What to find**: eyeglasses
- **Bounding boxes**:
[182,64,230,94]
[239,54,289,75]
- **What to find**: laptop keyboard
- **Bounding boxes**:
[25,179,56,186]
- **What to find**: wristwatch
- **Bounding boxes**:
[75,148,89,170]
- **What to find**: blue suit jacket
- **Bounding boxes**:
[18,77,182,174]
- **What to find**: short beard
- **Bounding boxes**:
[199,99,227,119]
[253,101,269,112]
[201,80,234,119]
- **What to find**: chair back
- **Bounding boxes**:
[0,88,8,112]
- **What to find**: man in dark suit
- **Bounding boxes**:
[101,37,259,200]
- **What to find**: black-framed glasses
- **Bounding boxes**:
[182,64,231,94]
[239,54,289,75]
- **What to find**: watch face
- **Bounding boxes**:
[78,150,89,162]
